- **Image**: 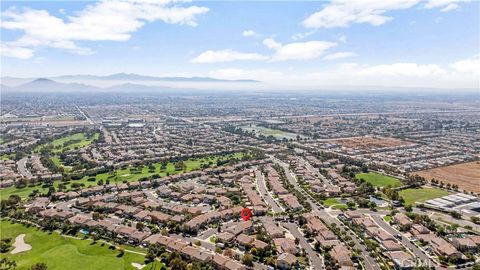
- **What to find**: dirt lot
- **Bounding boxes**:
[331,136,414,149]
[414,161,480,193]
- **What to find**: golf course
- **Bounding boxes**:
[0,220,164,270]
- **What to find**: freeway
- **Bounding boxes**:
[254,169,284,213]
[272,157,381,270]
[281,222,324,270]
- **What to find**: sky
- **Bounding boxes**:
[1,0,479,90]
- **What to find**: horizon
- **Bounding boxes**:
[1,0,479,91]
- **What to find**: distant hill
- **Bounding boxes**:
[1,79,188,93]
[2,78,100,93]
[51,73,259,83]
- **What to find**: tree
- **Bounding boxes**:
[136,222,144,231]
[0,257,17,270]
[117,248,125,257]
[30,263,47,270]
[194,240,201,246]
[8,195,21,205]
[169,257,187,270]
[0,238,12,253]
[242,254,254,266]
[404,204,413,212]
[449,211,461,219]
[470,216,480,224]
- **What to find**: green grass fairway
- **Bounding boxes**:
[0,220,159,270]
[35,132,100,153]
[399,187,452,205]
[355,172,402,188]
[242,125,301,140]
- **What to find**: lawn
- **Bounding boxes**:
[399,187,452,205]
[0,152,247,199]
[35,132,100,153]
[0,220,158,270]
[242,125,301,140]
[355,172,402,188]
[322,198,348,210]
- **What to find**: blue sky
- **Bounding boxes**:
[1,0,479,89]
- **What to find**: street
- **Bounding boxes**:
[272,156,381,270]
[281,222,325,270]
[254,169,284,213]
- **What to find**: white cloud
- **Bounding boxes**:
[190,49,268,63]
[205,59,478,89]
[262,38,282,50]
[1,0,209,59]
[292,30,317,40]
[303,0,420,29]
[242,30,257,37]
[450,54,480,74]
[354,62,447,77]
[0,42,34,59]
[424,0,470,12]
[264,38,337,61]
[323,52,356,60]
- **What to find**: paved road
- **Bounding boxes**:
[272,157,381,270]
[299,157,338,189]
[369,214,444,269]
[281,222,324,270]
[17,157,33,179]
[254,169,284,213]
[75,104,95,125]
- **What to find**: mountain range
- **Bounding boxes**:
[0,73,260,93]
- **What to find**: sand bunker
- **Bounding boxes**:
[11,234,32,254]
[131,263,146,269]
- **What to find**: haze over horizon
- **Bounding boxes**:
[1,0,479,91]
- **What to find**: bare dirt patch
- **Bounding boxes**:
[11,234,32,254]
[331,136,414,150]
[413,161,480,193]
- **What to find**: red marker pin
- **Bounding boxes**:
[240,207,252,221]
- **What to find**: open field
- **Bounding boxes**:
[0,220,157,270]
[35,132,100,153]
[413,161,480,193]
[242,125,301,139]
[399,187,452,205]
[0,152,247,199]
[355,172,402,188]
[331,136,414,150]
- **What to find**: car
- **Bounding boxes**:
[395,233,402,240]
